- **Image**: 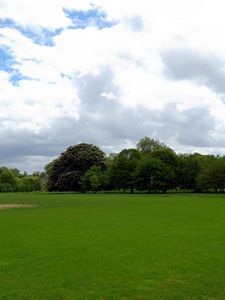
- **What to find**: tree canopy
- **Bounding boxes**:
[2,137,225,194]
[47,143,106,192]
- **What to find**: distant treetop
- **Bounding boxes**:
[137,136,167,153]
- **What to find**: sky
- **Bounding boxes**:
[1,0,225,172]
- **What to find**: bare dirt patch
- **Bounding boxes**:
[0,204,37,210]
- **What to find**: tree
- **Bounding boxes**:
[197,156,225,192]
[45,159,57,176]
[137,137,166,153]
[32,171,47,191]
[151,147,177,191]
[109,149,141,193]
[81,166,106,193]
[19,176,42,192]
[48,143,106,191]
[0,169,18,192]
[11,168,21,178]
[135,155,168,193]
[176,153,210,191]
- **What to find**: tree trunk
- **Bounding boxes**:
[162,188,167,194]
[130,185,134,194]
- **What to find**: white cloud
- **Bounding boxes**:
[0,0,70,29]
[1,0,225,171]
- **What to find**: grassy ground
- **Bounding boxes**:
[0,193,225,299]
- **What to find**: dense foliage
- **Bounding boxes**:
[0,168,45,192]
[2,137,225,193]
[47,143,106,192]
[45,138,225,193]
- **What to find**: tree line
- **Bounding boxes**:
[45,137,225,193]
[1,137,225,193]
[0,168,45,192]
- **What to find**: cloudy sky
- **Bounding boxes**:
[1,0,225,172]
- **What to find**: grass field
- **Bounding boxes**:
[1,193,225,299]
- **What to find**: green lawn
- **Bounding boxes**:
[1,193,225,299]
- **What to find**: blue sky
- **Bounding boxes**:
[0,5,117,87]
[1,0,225,172]
[64,7,115,29]
[0,6,114,85]
[0,45,15,72]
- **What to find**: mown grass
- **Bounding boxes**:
[0,193,225,299]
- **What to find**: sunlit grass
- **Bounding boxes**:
[0,193,225,299]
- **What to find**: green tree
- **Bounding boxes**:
[197,156,225,192]
[135,155,168,193]
[0,169,18,192]
[18,176,42,192]
[176,153,211,192]
[81,166,104,193]
[48,143,106,191]
[137,137,166,153]
[109,149,141,193]
[32,171,47,191]
[11,168,21,178]
[151,147,177,192]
